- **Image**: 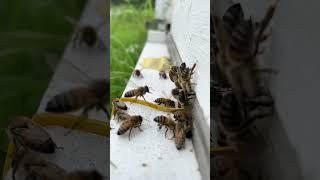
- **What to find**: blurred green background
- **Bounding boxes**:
[110,0,154,102]
[0,0,86,174]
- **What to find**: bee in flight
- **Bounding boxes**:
[7,116,62,154]
[64,15,106,49]
[154,115,176,139]
[117,115,143,140]
[132,69,143,78]
[124,86,151,101]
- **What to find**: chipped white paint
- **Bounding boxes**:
[170,0,210,125]
[110,31,201,180]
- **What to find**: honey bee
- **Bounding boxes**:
[173,110,193,138]
[65,16,105,49]
[159,70,167,79]
[112,98,128,118]
[117,115,143,140]
[171,88,196,106]
[45,79,109,118]
[174,122,186,150]
[154,98,175,108]
[10,147,104,180]
[169,66,181,88]
[153,115,176,138]
[218,90,274,144]
[177,63,197,93]
[132,69,143,78]
[114,109,130,122]
[7,116,61,154]
[124,86,151,101]
[213,1,279,101]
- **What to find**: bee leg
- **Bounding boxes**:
[142,95,147,101]
[100,104,110,119]
[138,126,143,132]
[64,106,91,136]
[165,128,169,138]
[170,129,175,139]
[128,128,133,141]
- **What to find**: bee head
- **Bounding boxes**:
[137,115,143,122]
[144,86,150,93]
[171,88,179,96]
[39,139,56,154]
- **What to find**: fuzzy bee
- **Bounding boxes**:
[177,63,196,93]
[154,98,175,108]
[112,98,128,118]
[171,88,196,106]
[114,109,131,122]
[169,66,181,88]
[132,69,143,78]
[174,122,186,150]
[213,1,279,102]
[45,79,109,117]
[173,110,193,138]
[153,115,176,139]
[65,16,105,49]
[117,115,143,140]
[159,70,167,79]
[124,86,151,101]
[218,89,274,144]
[7,116,61,154]
[10,147,103,180]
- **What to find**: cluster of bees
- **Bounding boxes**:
[5,116,103,180]
[211,1,279,179]
[112,62,196,150]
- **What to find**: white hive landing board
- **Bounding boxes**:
[110,31,202,180]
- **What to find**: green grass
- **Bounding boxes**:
[0,0,86,174]
[110,1,154,102]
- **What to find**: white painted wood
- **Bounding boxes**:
[110,31,202,180]
[170,0,210,126]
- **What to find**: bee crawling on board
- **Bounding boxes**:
[10,147,104,180]
[173,110,193,139]
[114,109,131,122]
[117,115,143,140]
[174,121,186,150]
[112,98,128,119]
[7,116,62,154]
[154,115,176,139]
[154,98,176,108]
[124,85,151,101]
[45,79,110,135]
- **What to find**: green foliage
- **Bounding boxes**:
[110,3,154,103]
[0,0,86,175]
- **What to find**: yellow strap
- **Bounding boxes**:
[119,97,183,113]
[141,56,172,71]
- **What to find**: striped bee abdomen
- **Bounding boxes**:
[117,121,131,135]
[154,115,166,124]
[124,89,136,97]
